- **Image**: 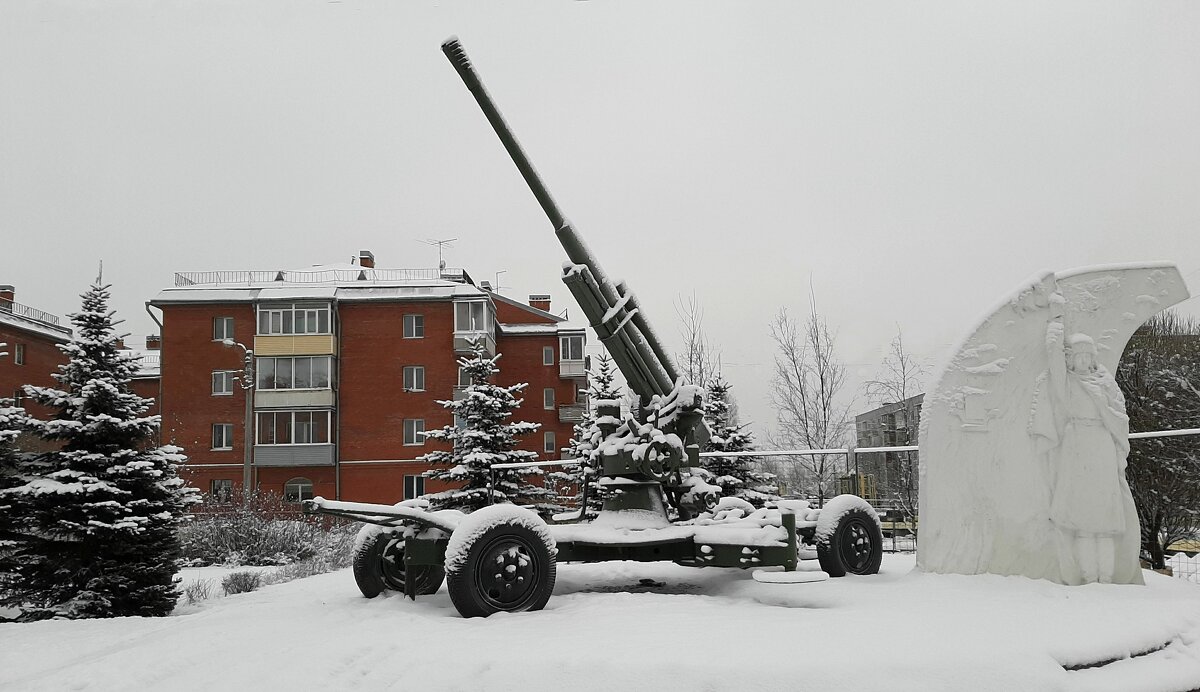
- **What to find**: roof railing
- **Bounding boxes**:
[174,268,469,287]
[0,300,70,334]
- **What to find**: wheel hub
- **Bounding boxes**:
[477,537,539,609]
[840,520,874,572]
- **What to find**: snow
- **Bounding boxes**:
[443,504,555,574]
[4,555,1200,690]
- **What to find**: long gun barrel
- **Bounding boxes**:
[441,37,680,399]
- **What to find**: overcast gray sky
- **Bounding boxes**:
[3,0,1198,440]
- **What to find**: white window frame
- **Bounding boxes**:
[457,367,472,388]
[212,423,234,450]
[544,387,555,410]
[403,474,426,500]
[403,419,425,446]
[454,300,493,333]
[210,479,233,502]
[212,371,235,396]
[256,410,332,446]
[544,431,556,454]
[560,334,584,361]
[256,303,331,336]
[284,477,314,503]
[212,316,234,341]
[403,366,425,392]
[543,346,554,366]
[403,314,424,339]
[13,343,25,366]
[256,356,332,391]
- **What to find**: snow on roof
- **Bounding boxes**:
[156,263,493,305]
[119,348,160,378]
[489,291,565,323]
[498,323,559,336]
[0,307,72,342]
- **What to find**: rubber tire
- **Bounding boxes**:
[353,532,446,599]
[446,522,556,618]
[817,507,884,577]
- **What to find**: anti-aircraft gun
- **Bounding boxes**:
[440,37,713,522]
[303,38,883,619]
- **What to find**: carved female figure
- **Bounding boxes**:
[1033,318,1132,583]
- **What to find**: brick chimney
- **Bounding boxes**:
[358,250,375,269]
[529,294,551,313]
[146,335,162,350]
[0,285,13,310]
[115,338,126,349]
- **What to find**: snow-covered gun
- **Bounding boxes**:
[442,38,709,512]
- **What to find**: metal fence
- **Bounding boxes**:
[174,268,462,286]
[0,300,67,331]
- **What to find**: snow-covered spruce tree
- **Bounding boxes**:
[0,396,38,610]
[702,374,779,508]
[549,353,622,519]
[420,344,553,514]
[3,281,197,620]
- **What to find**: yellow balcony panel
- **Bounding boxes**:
[254,334,337,357]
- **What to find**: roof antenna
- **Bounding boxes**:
[96,259,104,284]
[419,238,457,272]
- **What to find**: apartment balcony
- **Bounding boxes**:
[255,389,336,409]
[453,330,495,357]
[253,443,335,467]
[559,359,586,378]
[254,334,337,357]
[558,403,587,423]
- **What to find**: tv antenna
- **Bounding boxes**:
[419,237,457,271]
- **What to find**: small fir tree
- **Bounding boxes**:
[702,374,779,508]
[1,281,197,620]
[551,353,621,519]
[421,345,552,513]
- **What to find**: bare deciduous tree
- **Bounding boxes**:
[766,305,853,504]
[861,329,926,528]
[864,329,926,408]
[674,292,719,388]
[1116,311,1200,569]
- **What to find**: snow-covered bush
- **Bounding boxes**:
[178,493,356,567]
[183,579,215,605]
[221,571,262,595]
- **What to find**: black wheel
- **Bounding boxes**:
[446,520,556,618]
[816,501,883,577]
[353,531,445,599]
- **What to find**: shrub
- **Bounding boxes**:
[179,492,355,567]
[222,571,262,595]
[182,579,215,605]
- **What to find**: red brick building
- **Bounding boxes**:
[0,286,72,445]
[149,252,587,505]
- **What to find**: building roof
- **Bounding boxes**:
[153,265,489,305]
[0,303,72,342]
[488,291,565,323]
[120,348,161,378]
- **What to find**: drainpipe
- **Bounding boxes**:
[144,302,165,448]
[333,300,341,501]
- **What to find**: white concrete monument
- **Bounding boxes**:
[917,263,1190,585]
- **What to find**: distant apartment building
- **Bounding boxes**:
[0,286,72,449]
[853,393,923,503]
[148,251,587,505]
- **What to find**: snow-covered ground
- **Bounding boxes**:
[4,554,1200,691]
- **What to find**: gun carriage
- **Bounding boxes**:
[304,38,883,618]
